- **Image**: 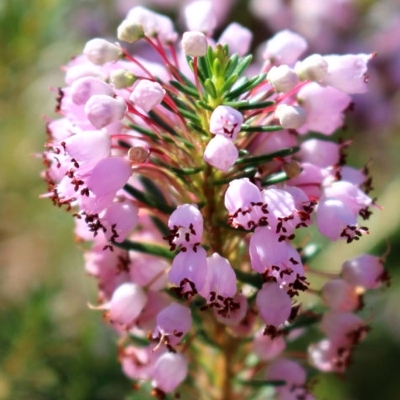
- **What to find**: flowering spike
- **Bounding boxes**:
[41,5,387,399]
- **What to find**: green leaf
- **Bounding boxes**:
[151,158,204,175]
[197,55,211,82]
[224,54,239,78]
[236,100,275,110]
[128,123,159,142]
[123,183,175,214]
[169,79,199,98]
[113,239,174,260]
[232,54,253,77]
[235,146,300,166]
[148,110,179,137]
[187,120,209,136]
[240,124,283,132]
[220,72,239,93]
[261,171,290,186]
[225,73,266,100]
[204,78,218,98]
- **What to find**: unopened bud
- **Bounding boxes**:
[295,54,328,82]
[275,104,306,129]
[83,38,122,65]
[129,80,165,112]
[128,146,149,163]
[181,31,208,57]
[110,69,136,89]
[117,19,145,43]
[267,65,299,93]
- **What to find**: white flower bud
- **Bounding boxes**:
[181,31,208,57]
[129,80,165,112]
[275,104,306,129]
[267,65,299,93]
[83,38,121,65]
[117,19,144,43]
[295,54,329,82]
[109,69,136,89]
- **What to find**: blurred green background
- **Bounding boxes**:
[0,0,399,399]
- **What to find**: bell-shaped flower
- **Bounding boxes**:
[296,82,351,135]
[267,65,299,93]
[275,104,307,130]
[70,76,114,105]
[152,352,188,393]
[308,339,351,373]
[83,38,121,65]
[321,54,372,94]
[323,180,372,217]
[154,303,192,345]
[295,54,329,82]
[84,95,127,129]
[253,329,286,361]
[209,105,243,140]
[124,6,177,45]
[224,178,267,230]
[299,139,340,167]
[62,130,111,174]
[167,204,203,250]
[100,201,138,243]
[181,31,208,57]
[87,156,132,197]
[169,247,208,295]
[199,253,237,302]
[321,279,361,311]
[121,345,160,381]
[129,80,165,113]
[316,197,366,242]
[320,311,368,346]
[287,162,327,200]
[184,0,217,36]
[341,254,386,289]
[256,282,292,327]
[261,187,299,237]
[218,22,252,56]
[266,358,306,386]
[108,282,147,328]
[203,135,239,172]
[215,293,248,327]
[263,30,307,65]
[250,227,305,290]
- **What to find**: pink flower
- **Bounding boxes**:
[184,0,217,35]
[169,247,208,295]
[209,105,243,140]
[199,252,237,301]
[129,80,165,112]
[218,22,252,56]
[321,279,360,311]
[153,303,192,345]
[341,254,386,289]
[297,82,351,135]
[100,201,138,243]
[256,282,292,327]
[167,204,203,250]
[108,282,147,328]
[83,38,121,65]
[203,135,239,172]
[321,54,372,94]
[84,95,127,129]
[253,329,286,360]
[70,76,114,105]
[263,29,308,65]
[152,352,188,393]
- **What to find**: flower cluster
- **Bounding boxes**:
[41,3,388,399]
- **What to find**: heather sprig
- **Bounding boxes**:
[41,3,388,399]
